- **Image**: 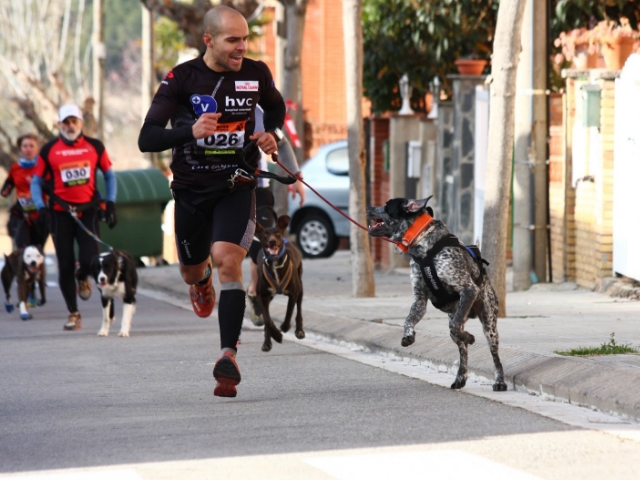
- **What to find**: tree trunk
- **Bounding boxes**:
[273,0,309,216]
[481,0,528,317]
[343,0,375,297]
[279,0,307,164]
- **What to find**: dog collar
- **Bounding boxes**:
[263,238,289,262]
[398,213,434,253]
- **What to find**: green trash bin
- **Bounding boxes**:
[96,168,172,260]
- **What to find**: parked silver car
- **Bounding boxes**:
[288,140,349,258]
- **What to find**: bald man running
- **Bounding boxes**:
[138,5,288,398]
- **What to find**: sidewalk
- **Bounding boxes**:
[137,251,640,421]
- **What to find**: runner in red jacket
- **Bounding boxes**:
[31,104,118,332]
[0,133,48,249]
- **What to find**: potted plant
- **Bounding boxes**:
[590,17,639,70]
[554,28,598,70]
[454,53,489,75]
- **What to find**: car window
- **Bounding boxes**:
[326,147,349,176]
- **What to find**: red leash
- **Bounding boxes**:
[272,153,401,248]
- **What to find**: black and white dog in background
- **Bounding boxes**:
[366,197,507,392]
[91,250,138,337]
[2,245,46,320]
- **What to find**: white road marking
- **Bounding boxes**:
[0,469,143,480]
[304,450,542,480]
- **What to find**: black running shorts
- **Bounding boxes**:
[174,187,256,266]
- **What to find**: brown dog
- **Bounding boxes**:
[2,245,46,320]
[254,215,304,352]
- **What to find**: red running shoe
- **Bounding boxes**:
[189,268,215,318]
[213,351,241,398]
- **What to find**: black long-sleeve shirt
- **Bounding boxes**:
[138,56,286,190]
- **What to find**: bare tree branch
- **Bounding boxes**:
[138,0,262,51]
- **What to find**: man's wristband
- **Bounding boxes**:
[295,172,303,181]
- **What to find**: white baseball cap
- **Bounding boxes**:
[58,104,84,122]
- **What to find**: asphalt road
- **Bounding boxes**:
[1,274,639,479]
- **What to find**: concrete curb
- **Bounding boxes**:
[138,276,640,422]
[266,301,640,422]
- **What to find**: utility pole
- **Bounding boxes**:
[533,0,549,282]
[513,0,548,290]
[512,0,534,291]
[92,0,105,140]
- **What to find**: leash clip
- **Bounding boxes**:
[227,168,253,188]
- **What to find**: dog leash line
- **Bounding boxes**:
[69,210,115,252]
[272,156,402,248]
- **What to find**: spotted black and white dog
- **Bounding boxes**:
[366,197,507,392]
[1,245,46,320]
[91,250,138,337]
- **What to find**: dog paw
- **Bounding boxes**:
[97,330,109,337]
[451,377,467,390]
[5,302,14,313]
[295,329,305,340]
[20,313,32,321]
[261,343,272,352]
[37,299,46,307]
[492,381,508,392]
[280,321,291,333]
[118,331,130,338]
[401,335,415,347]
[270,326,283,343]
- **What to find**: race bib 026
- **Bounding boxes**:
[196,120,246,152]
[60,160,91,187]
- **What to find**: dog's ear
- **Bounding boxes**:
[90,254,101,278]
[255,222,264,235]
[276,215,291,231]
[405,196,434,214]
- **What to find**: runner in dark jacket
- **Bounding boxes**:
[138,5,292,398]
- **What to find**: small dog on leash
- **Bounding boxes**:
[1,245,46,320]
[366,197,507,392]
[90,250,138,337]
[255,215,304,352]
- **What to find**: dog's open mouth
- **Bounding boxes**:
[368,219,385,234]
[266,246,281,257]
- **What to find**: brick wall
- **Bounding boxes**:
[563,70,618,289]
[301,0,348,156]
[548,93,566,282]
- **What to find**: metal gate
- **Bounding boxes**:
[613,54,640,281]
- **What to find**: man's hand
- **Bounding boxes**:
[250,131,278,156]
[192,112,222,139]
[105,201,117,229]
[288,176,306,206]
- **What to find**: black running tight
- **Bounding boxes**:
[50,209,101,313]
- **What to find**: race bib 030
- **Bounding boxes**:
[60,160,91,187]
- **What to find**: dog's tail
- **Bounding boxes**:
[3,254,14,275]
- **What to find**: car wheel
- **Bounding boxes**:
[295,213,338,258]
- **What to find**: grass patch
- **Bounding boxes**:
[555,333,639,356]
